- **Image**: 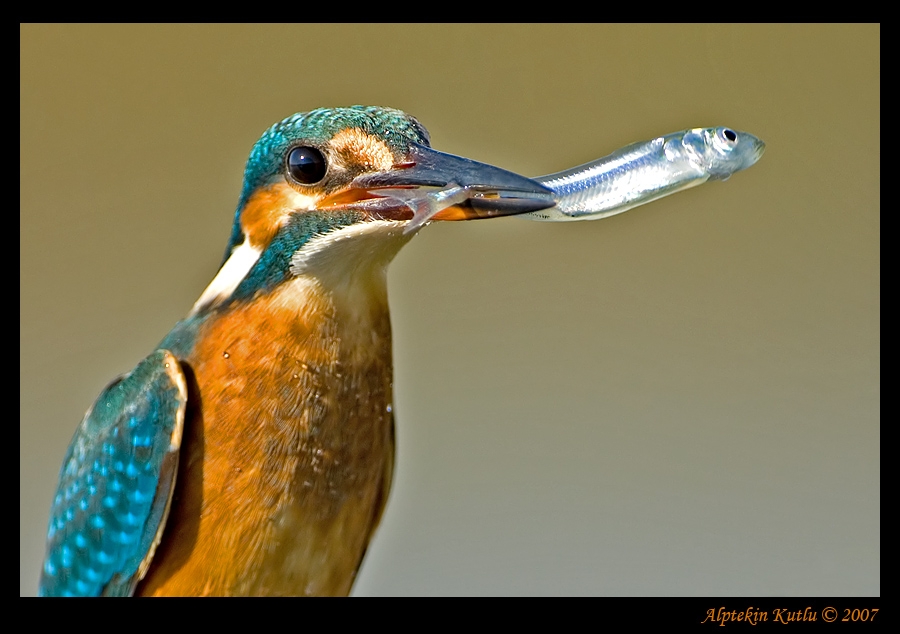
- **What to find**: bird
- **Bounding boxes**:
[38,105,557,596]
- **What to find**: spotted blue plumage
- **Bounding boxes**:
[39,351,186,596]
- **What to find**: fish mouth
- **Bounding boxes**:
[752,138,766,163]
[742,133,766,169]
[322,142,556,232]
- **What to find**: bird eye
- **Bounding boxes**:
[287,146,327,185]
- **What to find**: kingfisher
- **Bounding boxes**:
[38,106,556,596]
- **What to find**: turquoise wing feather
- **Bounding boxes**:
[39,350,187,596]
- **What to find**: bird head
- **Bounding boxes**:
[190,106,554,315]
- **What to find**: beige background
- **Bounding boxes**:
[21,25,879,596]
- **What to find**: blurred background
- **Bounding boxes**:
[21,25,879,596]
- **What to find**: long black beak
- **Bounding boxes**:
[350,142,556,226]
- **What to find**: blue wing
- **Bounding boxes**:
[39,350,187,596]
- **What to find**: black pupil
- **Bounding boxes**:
[287,147,327,184]
[723,129,737,142]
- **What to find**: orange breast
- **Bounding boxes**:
[137,278,395,596]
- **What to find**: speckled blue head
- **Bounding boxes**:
[224,106,431,260]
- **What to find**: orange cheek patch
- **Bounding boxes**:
[240,183,314,249]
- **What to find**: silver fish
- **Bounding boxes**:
[525,126,765,222]
[370,126,763,229]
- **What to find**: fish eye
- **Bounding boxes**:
[287,146,327,185]
[722,129,737,143]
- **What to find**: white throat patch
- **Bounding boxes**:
[289,220,412,282]
[188,220,416,316]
